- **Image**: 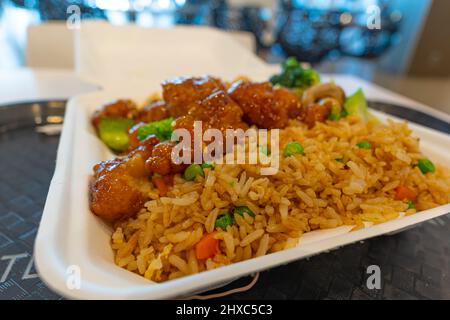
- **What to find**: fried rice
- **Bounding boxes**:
[111,116,450,282]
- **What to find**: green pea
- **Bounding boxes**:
[417,159,435,174]
[183,164,204,181]
[356,140,372,149]
[215,213,234,230]
[284,141,305,157]
[407,200,416,210]
[234,206,255,217]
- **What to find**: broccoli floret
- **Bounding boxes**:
[343,89,379,124]
[137,117,174,141]
[270,57,320,90]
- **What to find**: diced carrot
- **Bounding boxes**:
[395,186,417,201]
[152,175,169,196]
[195,231,220,260]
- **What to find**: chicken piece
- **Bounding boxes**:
[164,90,247,169]
[304,103,332,128]
[172,115,195,136]
[140,80,247,177]
[162,76,225,117]
[228,81,303,129]
[91,99,138,130]
[135,100,170,123]
[152,87,247,175]
[130,135,161,159]
[128,122,146,151]
[89,135,159,221]
[188,90,247,132]
[171,90,247,135]
[145,141,188,176]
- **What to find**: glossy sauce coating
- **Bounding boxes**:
[228,81,303,129]
[90,76,342,221]
[89,136,159,220]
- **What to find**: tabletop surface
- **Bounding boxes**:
[0,69,98,106]
[0,99,449,300]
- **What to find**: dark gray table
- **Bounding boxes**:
[0,101,449,300]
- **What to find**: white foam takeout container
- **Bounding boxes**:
[34,25,450,299]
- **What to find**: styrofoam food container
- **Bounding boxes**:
[34,71,450,299]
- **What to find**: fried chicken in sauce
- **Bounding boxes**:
[145,141,187,176]
[89,75,345,221]
[128,122,146,151]
[304,103,332,128]
[89,135,159,221]
[187,90,247,132]
[228,81,303,129]
[162,76,226,117]
[135,100,169,123]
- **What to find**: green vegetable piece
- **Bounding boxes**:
[284,57,299,69]
[417,159,436,174]
[270,57,320,89]
[284,141,305,157]
[98,117,134,152]
[137,117,174,141]
[183,164,204,181]
[356,140,372,149]
[341,108,348,118]
[335,157,344,163]
[201,162,214,169]
[215,212,234,230]
[407,200,416,210]
[297,68,320,88]
[328,105,342,121]
[343,89,373,122]
[234,206,255,217]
